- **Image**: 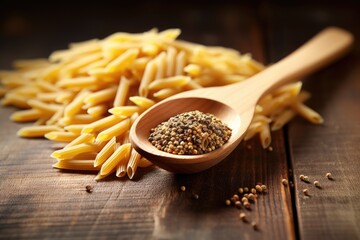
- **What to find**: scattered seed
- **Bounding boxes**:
[303,176,310,183]
[261,185,267,193]
[326,172,333,180]
[282,179,288,186]
[255,185,262,193]
[244,187,249,193]
[225,199,231,206]
[244,201,251,209]
[231,194,239,202]
[241,197,248,203]
[180,186,186,192]
[299,174,305,180]
[303,188,310,196]
[149,110,232,155]
[314,181,321,188]
[248,193,255,202]
[268,146,273,151]
[251,188,257,194]
[85,185,93,193]
[238,187,244,194]
[239,212,247,222]
[235,201,242,208]
[251,221,259,230]
[193,194,199,200]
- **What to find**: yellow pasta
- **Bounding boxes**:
[10,109,42,122]
[100,143,131,175]
[45,131,78,142]
[17,125,64,138]
[113,76,131,107]
[94,137,116,167]
[96,118,131,142]
[64,90,90,117]
[51,143,99,160]
[82,115,124,134]
[53,160,100,171]
[0,28,324,180]
[108,106,141,117]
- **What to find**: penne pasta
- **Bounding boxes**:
[17,125,64,138]
[96,118,131,142]
[94,137,117,167]
[45,131,79,142]
[100,143,131,175]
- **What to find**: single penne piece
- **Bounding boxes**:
[184,63,201,77]
[126,149,142,179]
[272,81,302,97]
[46,106,65,126]
[260,92,294,116]
[271,109,297,131]
[139,59,157,97]
[87,104,108,117]
[64,124,87,135]
[166,46,177,77]
[148,75,191,90]
[129,96,156,109]
[259,123,271,149]
[45,131,79,142]
[138,158,153,168]
[94,137,116,167]
[36,79,62,92]
[55,91,75,104]
[83,86,117,107]
[17,125,64,138]
[57,76,97,89]
[94,168,116,181]
[61,52,103,75]
[61,114,101,125]
[65,133,95,149]
[142,43,159,56]
[37,92,61,102]
[27,99,62,114]
[175,50,186,75]
[10,109,42,122]
[1,93,30,109]
[53,160,100,171]
[105,48,139,73]
[82,115,124,134]
[244,122,263,141]
[116,163,127,178]
[130,112,139,124]
[113,76,132,107]
[51,143,99,160]
[155,52,167,79]
[78,58,111,74]
[108,106,141,117]
[34,116,51,126]
[64,90,90,117]
[291,102,324,124]
[96,118,131,142]
[100,143,131,175]
[152,88,181,100]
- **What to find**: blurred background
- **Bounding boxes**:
[1,0,359,68]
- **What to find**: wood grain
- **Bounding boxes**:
[264,3,360,240]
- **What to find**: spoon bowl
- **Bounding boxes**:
[130,27,353,173]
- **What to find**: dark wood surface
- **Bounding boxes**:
[0,2,359,239]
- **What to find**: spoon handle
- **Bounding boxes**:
[241,27,353,99]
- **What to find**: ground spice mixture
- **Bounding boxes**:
[149,110,232,155]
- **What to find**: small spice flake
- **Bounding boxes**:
[300,175,310,183]
[225,199,231,206]
[326,172,333,180]
[239,212,247,222]
[268,146,273,152]
[282,179,288,186]
[251,188,257,194]
[261,185,267,192]
[235,201,242,208]
[251,221,259,231]
[180,186,186,192]
[244,187,249,193]
[255,185,262,193]
[238,187,244,194]
[192,194,199,200]
[85,185,93,193]
[231,194,239,203]
[244,201,251,210]
[241,197,248,203]
[303,188,310,196]
[299,174,305,180]
[149,110,232,155]
[314,181,321,188]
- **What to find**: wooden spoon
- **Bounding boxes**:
[130,27,353,173]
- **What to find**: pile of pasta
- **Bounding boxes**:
[0,29,323,180]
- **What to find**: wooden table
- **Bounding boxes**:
[1,2,359,239]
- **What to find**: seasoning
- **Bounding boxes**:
[251,221,259,231]
[248,193,255,202]
[244,187,249,193]
[225,199,231,206]
[268,146,273,151]
[303,188,310,196]
[243,201,251,209]
[251,188,257,194]
[299,174,305,180]
[238,187,244,194]
[235,201,242,208]
[180,186,186,192]
[326,172,333,180]
[231,194,239,202]
[261,185,267,192]
[192,193,199,200]
[282,179,288,186]
[314,181,321,188]
[149,110,232,155]
[85,185,93,193]
[255,185,262,193]
[239,212,247,222]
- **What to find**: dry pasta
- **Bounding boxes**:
[0,28,323,180]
